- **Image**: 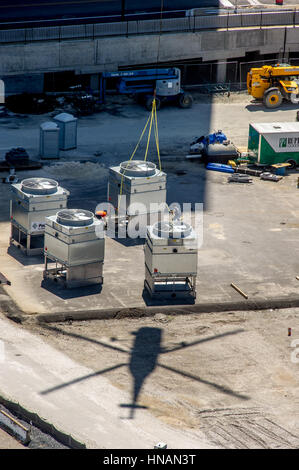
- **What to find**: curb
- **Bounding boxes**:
[35,296,299,323]
[0,408,30,445]
[0,286,24,324]
[0,394,86,449]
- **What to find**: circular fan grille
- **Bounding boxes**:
[21,178,58,195]
[120,160,156,177]
[153,221,192,239]
[57,209,94,227]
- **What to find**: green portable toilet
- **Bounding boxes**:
[248,122,299,168]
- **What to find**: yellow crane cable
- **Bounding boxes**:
[116,0,164,214]
[117,111,152,210]
[117,97,162,210]
[144,98,161,171]
[129,111,152,163]
[144,99,155,162]
[153,99,162,171]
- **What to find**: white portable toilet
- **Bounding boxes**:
[40,121,60,159]
[54,112,77,150]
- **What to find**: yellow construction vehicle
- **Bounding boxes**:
[247,63,299,108]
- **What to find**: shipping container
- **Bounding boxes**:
[248,122,299,167]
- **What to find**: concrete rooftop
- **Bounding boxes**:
[0,95,299,318]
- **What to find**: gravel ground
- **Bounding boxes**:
[24,307,299,449]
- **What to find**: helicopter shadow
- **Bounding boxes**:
[39,324,249,419]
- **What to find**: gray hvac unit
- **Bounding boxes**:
[144,220,198,300]
[40,121,60,159]
[43,209,105,288]
[108,160,167,237]
[108,160,166,214]
[10,178,69,256]
[53,112,77,150]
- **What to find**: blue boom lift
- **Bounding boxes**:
[99,67,193,110]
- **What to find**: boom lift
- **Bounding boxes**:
[247,63,299,108]
[99,67,193,110]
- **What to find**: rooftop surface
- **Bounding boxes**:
[1,95,299,318]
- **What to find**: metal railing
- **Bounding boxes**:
[0,10,298,44]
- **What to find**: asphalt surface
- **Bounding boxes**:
[1,93,299,318]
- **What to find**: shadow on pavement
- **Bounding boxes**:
[40,279,102,300]
[39,324,249,419]
[7,245,44,266]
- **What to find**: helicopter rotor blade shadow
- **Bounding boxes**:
[40,363,127,395]
[38,325,248,419]
[161,329,245,354]
[40,324,129,354]
[157,362,249,400]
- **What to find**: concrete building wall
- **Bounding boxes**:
[0,26,297,92]
[4,74,44,95]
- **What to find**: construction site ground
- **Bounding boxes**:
[1,306,299,449]
[25,308,299,449]
[1,92,299,316]
[0,92,299,448]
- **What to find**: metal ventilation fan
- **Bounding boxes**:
[153,221,192,239]
[57,209,94,226]
[120,160,156,177]
[21,178,58,195]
